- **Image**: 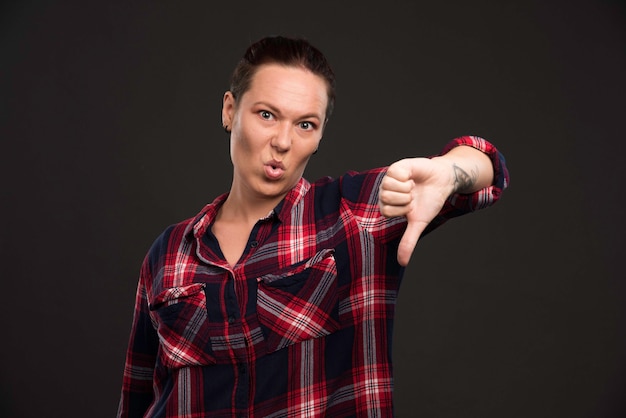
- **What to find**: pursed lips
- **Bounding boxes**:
[264,159,286,180]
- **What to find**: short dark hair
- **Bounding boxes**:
[229,36,336,120]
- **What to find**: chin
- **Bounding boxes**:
[257,181,295,199]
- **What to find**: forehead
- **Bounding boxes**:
[243,64,328,118]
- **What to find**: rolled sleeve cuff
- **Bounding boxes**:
[440,135,510,211]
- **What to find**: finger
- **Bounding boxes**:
[379,203,411,218]
[386,162,412,182]
[379,189,412,206]
[397,220,427,266]
[381,175,413,193]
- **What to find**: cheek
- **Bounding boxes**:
[298,137,321,157]
[293,148,316,170]
[240,123,269,152]
[231,132,260,161]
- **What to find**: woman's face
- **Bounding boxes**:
[222,63,328,204]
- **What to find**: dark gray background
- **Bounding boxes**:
[1,0,625,417]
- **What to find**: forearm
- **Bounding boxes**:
[432,144,494,194]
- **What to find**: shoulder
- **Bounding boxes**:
[145,216,195,265]
[144,193,226,266]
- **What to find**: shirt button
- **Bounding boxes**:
[228,316,235,324]
[250,240,258,248]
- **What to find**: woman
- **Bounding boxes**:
[117,35,509,417]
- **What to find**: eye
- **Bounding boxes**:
[259,110,273,120]
[299,121,316,130]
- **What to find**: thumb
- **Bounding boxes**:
[397,220,426,266]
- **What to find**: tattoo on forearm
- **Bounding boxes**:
[452,163,478,193]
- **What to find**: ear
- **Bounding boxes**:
[222,91,235,129]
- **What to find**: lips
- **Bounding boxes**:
[264,160,285,180]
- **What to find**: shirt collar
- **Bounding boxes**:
[187,178,311,240]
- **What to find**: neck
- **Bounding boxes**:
[218,189,283,225]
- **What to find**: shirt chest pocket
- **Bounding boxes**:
[256,248,340,353]
[149,283,216,369]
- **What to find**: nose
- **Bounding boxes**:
[270,122,292,152]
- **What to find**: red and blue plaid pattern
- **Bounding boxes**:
[117,137,509,417]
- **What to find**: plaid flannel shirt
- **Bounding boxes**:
[117,136,509,417]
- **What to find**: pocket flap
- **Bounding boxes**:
[149,283,206,310]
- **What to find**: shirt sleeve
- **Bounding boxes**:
[337,167,407,241]
[116,256,159,417]
[420,135,510,236]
